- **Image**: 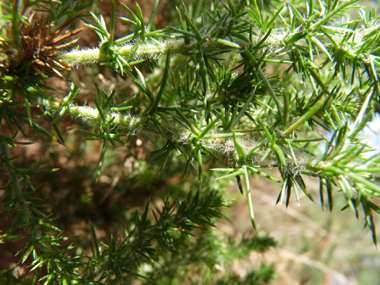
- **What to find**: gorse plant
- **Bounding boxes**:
[1,0,380,283]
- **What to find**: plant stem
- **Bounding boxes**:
[57,38,240,65]
[38,97,142,131]
[37,96,266,157]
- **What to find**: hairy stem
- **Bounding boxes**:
[38,97,142,131]
[57,38,240,65]
[37,96,265,158]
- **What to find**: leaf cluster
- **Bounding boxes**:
[2,0,380,283]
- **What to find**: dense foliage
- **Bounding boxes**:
[1,0,380,283]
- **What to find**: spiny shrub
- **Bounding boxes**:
[1,0,380,283]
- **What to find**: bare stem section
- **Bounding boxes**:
[57,38,243,65]
[37,97,141,131]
